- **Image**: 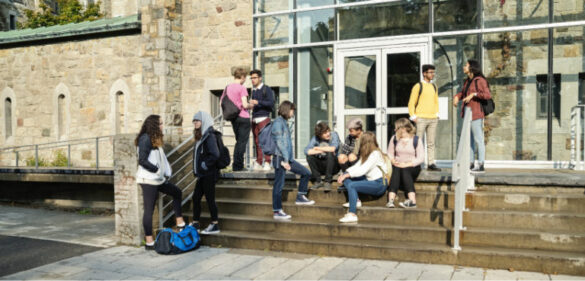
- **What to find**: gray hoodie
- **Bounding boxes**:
[192,111,215,174]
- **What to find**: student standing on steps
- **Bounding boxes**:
[272,101,315,220]
[191,111,221,234]
[225,67,254,172]
[336,132,388,223]
[408,64,441,171]
[135,115,185,250]
[386,118,424,209]
[249,69,275,171]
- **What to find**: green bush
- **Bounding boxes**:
[51,150,69,167]
[19,0,103,29]
[25,156,49,167]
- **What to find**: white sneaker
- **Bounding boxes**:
[339,213,358,223]
[273,210,292,220]
[342,200,362,208]
[263,162,272,171]
[253,162,263,171]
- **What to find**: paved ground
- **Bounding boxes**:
[1,205,583,280]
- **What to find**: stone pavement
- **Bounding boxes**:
[1,205,583,280]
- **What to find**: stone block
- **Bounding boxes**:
[42,128,51,137]
[82,150,93,160]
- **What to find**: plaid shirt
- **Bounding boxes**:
[340,135,360,157]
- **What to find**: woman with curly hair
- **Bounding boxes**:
[135,115,185,250]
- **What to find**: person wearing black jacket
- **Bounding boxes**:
[249,69,275,171]
[134,115,185,250]
[191,111,221,234]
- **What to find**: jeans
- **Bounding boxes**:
[343,176,386,214]
[388,165,421,195]
[470,118,485,164]
[272,156,311,211]
[192,175,218,222]
[416,118,438,165]
[140,182,182,236]
[306,153,340,183]
[252,118,271,165]
[231,117,251,170]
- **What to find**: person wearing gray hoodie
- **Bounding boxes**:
[191,111,221,234]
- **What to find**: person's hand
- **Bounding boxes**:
[337,173,350,184]
[412,117,417,123]
[201,162,208,170]
[348,153,357,162]
[453,96,460,107]
[250,99,259,105]
[462,93,475,103]
[281,161,291,171]
[391,159,397,165]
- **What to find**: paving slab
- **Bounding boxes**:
[254,256,316,280]
[288,257,345,280]
[230,256,288,279]
[451,266,485,280]
[353,260,399,280]
[419,264,456,280]
[320,258,366,280]
[387,262,425,280]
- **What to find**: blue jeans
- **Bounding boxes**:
[272,156,311,211]
[343,176,386,214]
[470,118,485,164]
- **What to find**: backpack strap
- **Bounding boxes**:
[262,85,267,98]
[393,135,419,157]
[414,82,438,110]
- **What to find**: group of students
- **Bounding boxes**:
[133,59,492,249]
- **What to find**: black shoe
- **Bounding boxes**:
[427,164,441,171]
[201,223,220,234]
[470,163,475,170]
[312,181,324,189]
[323,182,332,191]
[189,222,201,233]
[145,244,155,250]
[471,164,485,173]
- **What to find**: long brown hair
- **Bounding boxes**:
[394,118,416,139]
[359,131,382,164]
[135,115,164,148]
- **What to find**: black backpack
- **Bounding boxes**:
[474,79,495,116]
[213,130,230,169]
[221,86,240,121]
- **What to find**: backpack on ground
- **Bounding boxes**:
[473,79,495,117]
[154,225,199,255]
[221,86,240,121]
[213,130,230,169]
[258,121,277,156]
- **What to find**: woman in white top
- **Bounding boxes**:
[336,132,388,223]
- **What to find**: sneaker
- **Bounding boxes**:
[273,210,292,220]
[470,163,475,170]
[295,194,315,205]
[471,164,485,173]
[253,162,263,171]
[145,243,155,250]
[323,182,332,191]
[427,164,442,171]
[263,162,272,171]
[201,223,220,234]
[177,223,186,232]
[312,181,324,189]
[342,200,362,208]
[385,199,395,208]
[339,213,358,223]
[399,199,417,208]
[189,222,201,233]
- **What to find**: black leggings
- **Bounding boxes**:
[388,166,421,195]
[192,175,218,222]
[140,182,183,236]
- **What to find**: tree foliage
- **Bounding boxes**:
[19,0,103,29]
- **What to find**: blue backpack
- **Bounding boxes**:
[154,225,199,255]
[258,121,277,156]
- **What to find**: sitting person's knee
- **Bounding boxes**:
[338,154,348,164]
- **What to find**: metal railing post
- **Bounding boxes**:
[35,145,39,169]
[15,151,19,168]
[67,144,71,168]
[95,137,99,170]
[577,108,582,170]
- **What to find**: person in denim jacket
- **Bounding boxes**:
[271,101,315,220]
[304,122,341,190]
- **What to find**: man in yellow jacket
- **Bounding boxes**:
[408,64,441,171]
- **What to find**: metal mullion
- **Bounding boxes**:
[547,0,554,160]
[253,0,403,18]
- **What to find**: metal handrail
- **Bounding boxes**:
[451,107,474,251]
[570,105,585,170]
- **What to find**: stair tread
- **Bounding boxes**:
[464,226,585,236]
[214,184,453,194]
[467,209,585,217]
[461,245,585,258]
[196,212,451,231]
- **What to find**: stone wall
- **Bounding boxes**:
[0,34,143,156]
[180,0,253,127]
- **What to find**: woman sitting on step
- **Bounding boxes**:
[135,115,185,250]
[386,118,424,209]
[336,132,388,223]
[191,111,221,234]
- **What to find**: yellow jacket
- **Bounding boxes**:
[408,81,439,120]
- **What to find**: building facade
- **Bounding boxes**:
[1,0,584,168]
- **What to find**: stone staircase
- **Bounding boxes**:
[181,173,585,276]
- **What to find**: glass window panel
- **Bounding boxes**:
[297,9,334,44]
[433,34,480,160]
[483,30,549,160]
[386,52,420,108]
[256,49,292,103]
[554,0,585,22]
[255,14,291,47]
[344,55,376,109]
[483,0,549,28]
[255,0,292,13]
[5,98,12,138]
[553,26,585,161]
[434,0,479,32]
[338,0,429,40]
[297,47,333,158]
[297,0,333,8]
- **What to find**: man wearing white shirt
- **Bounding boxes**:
[249,69,275,171]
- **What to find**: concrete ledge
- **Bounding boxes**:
[0,170,113,184]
